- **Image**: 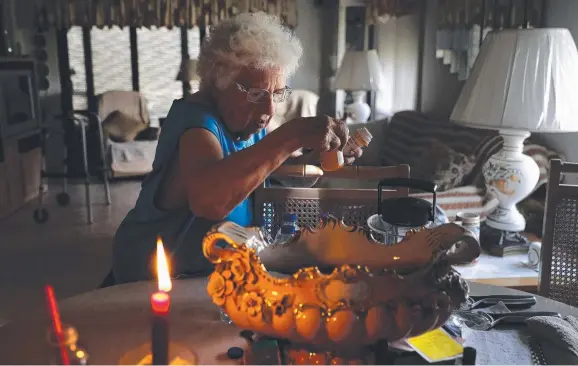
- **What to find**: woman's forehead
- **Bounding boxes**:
[237,67,285,89]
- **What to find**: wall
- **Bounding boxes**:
[537,0,578,170]
[419,0,464,119]
[12,0,63,172]
[290,0,323,95]
[310,0,342,116]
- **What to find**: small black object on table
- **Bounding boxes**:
[480,223,530,256]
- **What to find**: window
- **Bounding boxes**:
[64,25,202,116]
[91,26,132,95]
[187,26,201,91]
[67,26,87,110]
[137,27,182,120]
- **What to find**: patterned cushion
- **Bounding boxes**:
[379,111,494,167]
[412,139,476,192]
[380,111,564,192]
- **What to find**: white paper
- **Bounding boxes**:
[461,328,533,365]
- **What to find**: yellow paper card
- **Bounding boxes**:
[407,328,464,363]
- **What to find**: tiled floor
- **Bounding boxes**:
[0,181,141,326]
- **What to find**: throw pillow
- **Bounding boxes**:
[135,127,160,141]
[412,139,476,192]
[102,111,146,143]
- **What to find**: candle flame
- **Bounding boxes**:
[156,237,172,292]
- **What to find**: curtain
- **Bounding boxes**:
[34,0,298,30]
[374,14,420,118]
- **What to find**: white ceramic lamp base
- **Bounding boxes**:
[480,130,539,256]
[483,130,540,232]
[345,91,371,123]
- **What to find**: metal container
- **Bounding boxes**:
[368,178,439,244]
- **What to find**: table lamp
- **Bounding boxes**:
[451,28,578,255]
[334,49,384,123]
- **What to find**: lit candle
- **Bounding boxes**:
[151,237,172,365]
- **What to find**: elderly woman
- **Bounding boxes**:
[112,12,361,284]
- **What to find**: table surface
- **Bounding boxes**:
[455,251,539,290]
[454,232,541,290]
[0,278,574,365]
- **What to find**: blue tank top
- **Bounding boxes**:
[112,99,266,283]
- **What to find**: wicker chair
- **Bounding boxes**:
[539,159,578,306]
[254,165,410,236]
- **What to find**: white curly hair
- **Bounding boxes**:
[197,12,303,90]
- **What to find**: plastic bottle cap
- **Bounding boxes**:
[280,225,296,235]
[281,213,297,222]
[357,127,373,143]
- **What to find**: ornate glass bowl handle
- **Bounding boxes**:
[445,231,481,265]
[203,232,242,264]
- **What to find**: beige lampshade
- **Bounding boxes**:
[175,59,200,82]
[334,50,385,91]
[451,28,578,133]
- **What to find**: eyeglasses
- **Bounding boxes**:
[235,83,292,104]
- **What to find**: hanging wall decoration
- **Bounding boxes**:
[436,0,546,81]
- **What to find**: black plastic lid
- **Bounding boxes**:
[379,197,433,227]
[281,213,297,222]
[280,225,296,234]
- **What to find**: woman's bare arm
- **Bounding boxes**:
[285,150,319,165]
[179,122,301,221]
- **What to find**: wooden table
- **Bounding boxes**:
[455,252,539,292]
[454,232,542,292]
[0,278,574,365]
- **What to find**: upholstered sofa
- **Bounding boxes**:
[318,110,562,235]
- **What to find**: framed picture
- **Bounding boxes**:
[0,58,41,140]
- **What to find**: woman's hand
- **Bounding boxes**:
[287,116,349,152]
[282,116,364,165]
[344,146,363,165]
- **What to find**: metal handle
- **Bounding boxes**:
[477,297,537,308]
[378,178,437,193]
[202,232,241,264]
[492,311,561,322]
[377,178,438,219]
[470,295,536,301]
